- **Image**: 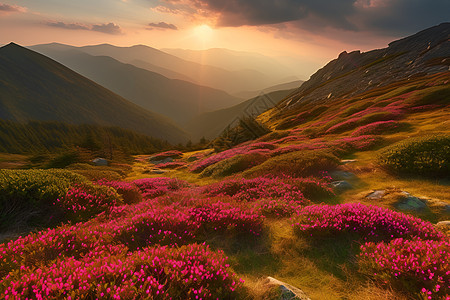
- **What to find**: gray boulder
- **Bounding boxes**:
[396,192,427,211]
[331,181,352,192]
[366,190,386,200]
[92,158,108,166]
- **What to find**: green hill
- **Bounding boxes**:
[29,45,244,124]
[0,43,188,143]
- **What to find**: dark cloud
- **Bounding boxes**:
[156,0,450,35]
[44,21,123,35]
[0,3,26,13]
[147,21,178,30]
[91,22,122,35]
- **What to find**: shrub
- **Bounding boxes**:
[242,150,339,178]
[96,180,142,204]
[54,184,122,221]
[254,198,301,218]
[283,177,334,201]
[200,152,269,178]
[293,203,444,241]
[202,177,308,204]
[190,142,276,173]
[379,135,450,176]
[359,238,450,298]
[189,200,263,236]
[0,169,88,231]
[133,177,189,198]
[1,243,243,299]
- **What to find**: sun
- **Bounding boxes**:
[194,24,214,39]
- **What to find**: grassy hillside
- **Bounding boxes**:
[0,43,188,143]
[29,46,244,124]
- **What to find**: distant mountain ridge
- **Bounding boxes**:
[0,43,189,143]
[272,23,450,117]
[29,45,244,124]
[31,43,285,94]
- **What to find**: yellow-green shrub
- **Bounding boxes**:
[379,135,450,177]
[242,150,340,178]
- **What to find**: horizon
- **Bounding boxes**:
[1,0,449,79]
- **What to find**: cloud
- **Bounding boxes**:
[153,0,450,35]
[46,21,90,30]
[44,21,123,35]
[92,23,123,35]
[147,21,178,30]
[0,3,27,13]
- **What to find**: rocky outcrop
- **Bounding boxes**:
[272,23,450,116]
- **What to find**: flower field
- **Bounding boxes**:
[0,72,449,299]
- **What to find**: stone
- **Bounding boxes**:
[92,158,108,166]
[366,190,385,200]
[341,159,357,164]
[331,181,352,192]
[396,192,427,211]
[267,277,310,300]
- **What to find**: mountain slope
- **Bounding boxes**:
[33,43,280,93]
[267,22,450,123]
[28,46,243,124]
[233,80,304,99]
[0,43,188,143]
[187,88,296,140]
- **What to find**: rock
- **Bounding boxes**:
[92,158,108,166]
[150,157,173,165]
[267,277,310,300]
[341,159,357,164]
[396,192,427,211]
[331,181,352,192]
[366,190,386,200]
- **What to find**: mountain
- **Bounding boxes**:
[233,80,304,99]
[28,45,243,124]
[187,88,296,140]
[32,43,284,93]
[268,22,450,122]
[0,43,188,143]
[162,47,301,82]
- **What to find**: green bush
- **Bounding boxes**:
[242,150,340,178]
[0,169,88,231]
[200,152,269,178]
[379,135,450,177]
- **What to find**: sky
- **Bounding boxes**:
[0,0,448,78]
